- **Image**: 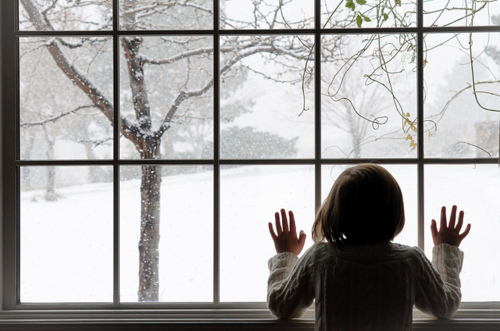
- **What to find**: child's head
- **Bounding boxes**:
[313,163,405,245]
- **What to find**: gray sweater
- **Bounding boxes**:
[267,242,464,330]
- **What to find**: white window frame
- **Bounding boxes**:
[1,0,500,328]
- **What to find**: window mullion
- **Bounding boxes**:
[112,0,120,307]
[213,0,221,306]
[314,0,322,213]
[417,0,425,250]
[1,0,19,309]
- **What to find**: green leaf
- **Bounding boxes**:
[356,14,363,27]
[345,0,355,10]
[360,13,371,22]
[383,13,389,21]
[356,0,367,4]
[395,0,401,6]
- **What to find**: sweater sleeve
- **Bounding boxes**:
[414,243,464,319]
[267,248,315,319]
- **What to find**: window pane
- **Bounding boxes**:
[20,166,113,302]
[120,166,213,302]
[322,164,418,247]
[119,36,214,160]
[424,33,500,158]
[425,165,500,301]
[220,165,315,302]
[424,1,500,27]
[119,0,213,30]
[19,0,112,31]
[220,35,315,159]
[321,34,417,158]
[221,0,314,30]
[322,0,416,28]
[20,37,113,160]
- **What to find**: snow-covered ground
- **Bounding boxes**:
[20,165,500,302]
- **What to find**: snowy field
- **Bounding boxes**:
[20,165,500,303]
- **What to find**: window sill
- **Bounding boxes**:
[0,320,500,331]
[0,308,499,330]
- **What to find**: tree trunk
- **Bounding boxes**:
[46,164,57,201]
[83,142,101,183]
[352,134,362,158]
[347,110,362,158]
[138,136,162,301]
[43,126,57,201]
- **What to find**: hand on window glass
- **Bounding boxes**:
[268,209,306,255]
[431,205,471,247]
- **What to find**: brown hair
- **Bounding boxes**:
[312,164,405,245]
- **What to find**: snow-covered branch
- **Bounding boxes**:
[21,105,95,128]
[154,40,312,138]
[78,137,113,147]
[139,42,260,65]
[157,78,214,137]
[120,1,212,21]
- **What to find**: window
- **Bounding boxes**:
[2,0,500,322]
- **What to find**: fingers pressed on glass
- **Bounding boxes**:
[280,209,288,232]
[281,209,288,232]
[449,205,457,228]
[431,219,438,237]
[275,212,282,235]
[268,222,277,240]
[460,223,472,240]
[440,206,447,230]
[455,210,464,231]
[289,211,296,235]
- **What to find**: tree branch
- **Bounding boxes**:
[155,42,313,137]
[157,79,214,137]
[432,80,500,123]
[20,0,138,143]
[21,105,95,128]
[141,38,310,67]
[140,43,257,65]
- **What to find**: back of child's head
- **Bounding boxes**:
[313,163,405,245]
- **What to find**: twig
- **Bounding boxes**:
[21,105,95,128]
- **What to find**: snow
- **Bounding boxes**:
[20,164,500,303]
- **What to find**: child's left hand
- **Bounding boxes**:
[268,209,306,255]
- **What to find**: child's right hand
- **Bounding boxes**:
[431,205,471,247]
[268,209,306,255]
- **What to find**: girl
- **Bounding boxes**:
[267,164,471,331]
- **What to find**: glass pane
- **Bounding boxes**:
[220,165,315,302]
[19,0,112,31]
[120,36,213,160]
[424,33,500,158]
[120,0,213,30]
[20,166,113,302]
[322,0,416,28]
[424,0,500,27]
[221,0,314,30]
[120,166,213,302]
[321,34,417,158]
[322,164,418,247]
[425,165,500,301]
[20,37,113,160]
[220,35,314,159]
